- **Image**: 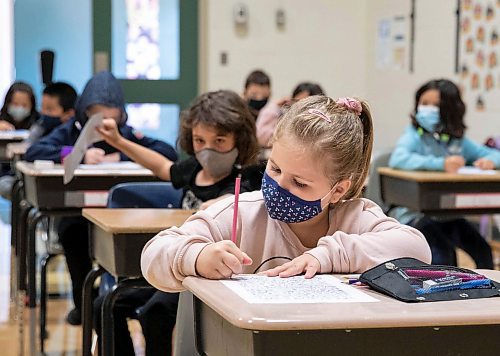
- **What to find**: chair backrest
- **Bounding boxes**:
[364,149,392,212]
[107,182,183,209]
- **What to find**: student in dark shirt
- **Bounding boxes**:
[25,82,78,145]
[25,71,177,325]
[0,81,38,131]
[0,82,78,199]
[94,89,262,355]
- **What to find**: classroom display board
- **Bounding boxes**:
[460,0,500,112]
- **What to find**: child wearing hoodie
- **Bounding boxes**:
[25,71,177,324]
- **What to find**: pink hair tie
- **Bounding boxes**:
[308,109,332,123]
[337,97,362,116]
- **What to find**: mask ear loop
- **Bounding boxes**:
[320,183,338,210]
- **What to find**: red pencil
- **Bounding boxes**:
[231,177,241,244]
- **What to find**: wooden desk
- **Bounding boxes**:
[83,208,194,277]
[0,130,28,161]
[184,270,500,356]
[82,208,194,356]
[378,167,500,215]
[14,161,159,356]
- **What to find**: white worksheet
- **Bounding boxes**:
[220,275,378,304]
[63,113,104,184]
[457,167,497,175]
[78,162,143,170]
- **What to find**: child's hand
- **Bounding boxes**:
[444,155,465,173]
[84,147,106,164]
[195,241,253,279]
[259,254,320,279]
[0,120,15,131]
[473,158,495,170]
[96,118,122,144]
[102,152,121,163]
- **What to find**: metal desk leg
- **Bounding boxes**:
[27,208,44,356]
[17,201,32,293]
[39,253,56,354]
[16,202,32,356]
[82,266,105,356]
[10,178,22,248]
[101,279,149,356]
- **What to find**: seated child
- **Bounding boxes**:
[0,82,78,199]
[0,81,39,131]
[389,79,500,267]
[25,71,178,325]
[242,69,272,118]
[25,81,77,144]
[93,89,261,355]
[141,95,431,293]
[256,81,324,148]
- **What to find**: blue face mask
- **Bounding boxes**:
[261,172,335,223]
[39,115,62,131]
[415,105,440,133]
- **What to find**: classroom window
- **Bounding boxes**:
[126,103,179,147]
[112,0,180,80]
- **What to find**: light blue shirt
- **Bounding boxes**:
[388,125,500,224]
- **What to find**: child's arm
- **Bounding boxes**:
[97,119,175,180]
[304,200,432,274]
[462,137,500,169]
[141,210,251,292]
[389,129,446,171]
[0,120,15,131]
[24,124,73,163]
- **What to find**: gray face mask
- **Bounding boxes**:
[195,148,239,178]
[8,105,30,122]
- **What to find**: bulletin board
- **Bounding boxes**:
[459,0,500,112]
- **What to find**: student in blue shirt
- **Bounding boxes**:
[25,71,177,325]
[389,79,500,268]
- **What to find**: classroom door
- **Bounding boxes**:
[92,0,198,148]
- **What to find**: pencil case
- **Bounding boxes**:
[359,257,500,302]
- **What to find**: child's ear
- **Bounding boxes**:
[329,179,351,204]
[61,109,75,122]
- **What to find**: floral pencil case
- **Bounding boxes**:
[359,257,500,302]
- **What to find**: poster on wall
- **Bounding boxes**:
[459,0,500,112]
[376,16,408,70]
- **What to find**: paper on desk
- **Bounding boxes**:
[221,275,378,304]
[63,113,104,184]
[78,162,143,170]
[457,167,497,175]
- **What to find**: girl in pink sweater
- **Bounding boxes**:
[141,96,431,292]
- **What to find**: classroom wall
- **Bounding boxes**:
[202,0,498,151]
[14,0,92,103]
[362,0,497,150]
[200,0,368,101]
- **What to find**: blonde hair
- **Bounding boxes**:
[271,95,373,199]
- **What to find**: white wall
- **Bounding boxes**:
[365,0,459,151]
[0,0,14,100]
[362,0,498,150]
[201,0,368,100]
[201,0,498,151]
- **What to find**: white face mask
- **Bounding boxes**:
[8,105,31,122]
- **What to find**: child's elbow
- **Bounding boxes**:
[409,228,432,263]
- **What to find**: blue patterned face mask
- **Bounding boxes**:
[261,171,335,223]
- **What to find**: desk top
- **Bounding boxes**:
[378,167,500,182]
[16,161,154,177]
[0,130,29,140]
[6,142,28,158]
[82,208,195,233]
[183,269,500,331]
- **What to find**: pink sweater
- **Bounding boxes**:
[141,191,431,292]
